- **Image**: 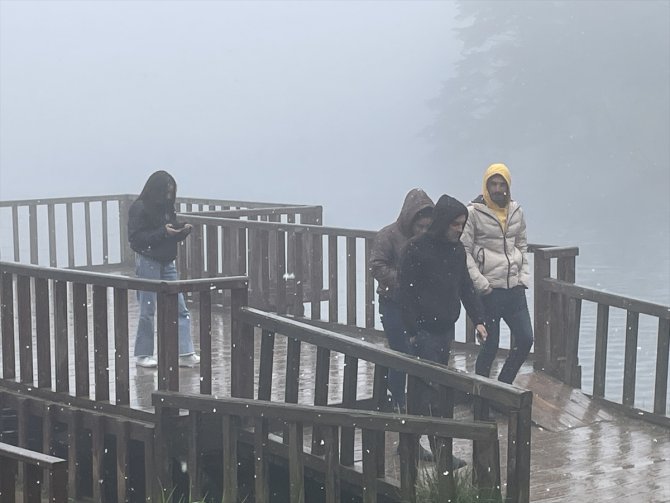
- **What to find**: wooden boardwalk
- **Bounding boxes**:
[88,297,670,503]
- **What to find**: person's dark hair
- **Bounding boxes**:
[427,194,468,240]
[137,170,177,223]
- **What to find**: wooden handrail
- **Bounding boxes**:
[0,261,248,293]
[238,306,531,409]
[542,278,670,319]
[0,441,67,502]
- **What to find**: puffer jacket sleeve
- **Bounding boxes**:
[458,252,485,325]
[515,208,530,287]
[460,209,490,293]
[369,228,398,294]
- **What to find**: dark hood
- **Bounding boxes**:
[396,188,434,237]
[427,194,468,239]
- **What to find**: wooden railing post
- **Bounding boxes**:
[118,196,134,267]
[533,250,551,372]
[231,285,254,399]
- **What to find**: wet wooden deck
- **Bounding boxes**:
[2,286,669,502]
[106,296,668,502]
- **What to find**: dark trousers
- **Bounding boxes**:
[475,286,534,384]
[408,327,453,418]
[379,297,412,408]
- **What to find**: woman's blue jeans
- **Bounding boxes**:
[134,254,195,357]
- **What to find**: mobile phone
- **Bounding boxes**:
[172,222,186,230]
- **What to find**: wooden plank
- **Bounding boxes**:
[362,428,377,503]
[311,346,330,455]
[54,280,69,393]
[237,227,247,276]
[549,291,564,376]
[12,205,20,261]
[284,337,301,442]
[293,232,304,317]
[324,426,341,503]
[85,201,92,266]
[328,235,338,323]
[310,232,322,320]
[29,204,38,265]
[340,355,358,466]
[258,330,275,401]
[93,285,110,402]
[101,200,109,265]
[593,303,609,398]
[157,291,179,392]
[91,414,104,502]
[276,230,287,315]
[542,277,670,320]
[116,420,130,503]
[0,454,17,503]
[398,431,417,503]
[372,363,387,475]
[222,222,233,277]
[35,277,52,388]
[288,422,305,503]
[533,253,551,371]
[346,237,356,326]
[199,291,212,394]
[113,288,129,405]
[72,283,89,397]
[188,411,202,500]
[67,410,82,499]
[206,224,219,276]
[260,228,270,308]
[66,202,75,268]
[622,310,639,407]
[565,297,582,388]
[222,415,239,503]
[16,275,33,385]
[254,417,270,503]
[364,238,375,328]
[1,272,16,379]
[48,203,57,267]
[231,287,254,399]
[654,318,670,415]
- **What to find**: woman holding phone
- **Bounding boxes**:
[128,170,200,368]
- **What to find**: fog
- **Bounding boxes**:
[1,0,668,301]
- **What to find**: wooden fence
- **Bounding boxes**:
[534,247,670,425]
[153,392,502,503]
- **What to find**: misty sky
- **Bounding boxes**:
[1,0,668,301]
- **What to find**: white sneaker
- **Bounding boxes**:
[136,356,157,368]
[179,354,200,368]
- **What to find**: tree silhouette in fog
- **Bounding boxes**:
[428,0,669,205]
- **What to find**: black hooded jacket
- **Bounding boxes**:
[398,194,485,335]
[128,171,189,264]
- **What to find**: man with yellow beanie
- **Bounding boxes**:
[460,163,533,385]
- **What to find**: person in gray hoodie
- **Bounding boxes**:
[370,188,434,410]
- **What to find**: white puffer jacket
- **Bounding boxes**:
[460,198,530,293]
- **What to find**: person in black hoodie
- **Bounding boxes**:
[128,170,200,368]
[398,194,487,464]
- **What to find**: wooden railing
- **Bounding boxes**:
[0,194,314,269]
[534,246,670,424]
[230,307,532,503]
[0,440,66,503]
[0,261,248,403]
[153,392,502,503]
